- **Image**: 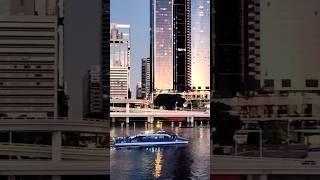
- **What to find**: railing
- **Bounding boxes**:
[0,117,107,123]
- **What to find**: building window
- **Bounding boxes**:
[281,79,291,88]
[264,79,274,88]
[205,86,209,90]
[20,0,24,6]
[306,79,318,87]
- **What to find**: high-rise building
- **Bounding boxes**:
[110,23,130,99]
[141,57,151,98]
[258,0,320,92]
[0,0,65,118]
[136,82,143,99]
[173,0,191,91]
[83,65,103,118]
[191,0,210,91]
[213,0,249,98]
[101,0,110,119]
[213,0,320,98]
[151,0,191,92]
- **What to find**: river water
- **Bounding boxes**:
[110,121,210,180]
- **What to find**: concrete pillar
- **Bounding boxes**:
[200,121,203,126]
[171,122,174,128]
[112,117,116,123]
[8,176,16,180]
[52,176,61,180]
[126,102,130,113]
[259,175,267,180]
[300,121,305,143]
[246,175,254,180]
[190,116,194,124]
[52,131,62,162]
[9,131,12,144]
[150,116,154,124]
[272,105,279,117]
[126,117,130,124]
[179,122,182,127]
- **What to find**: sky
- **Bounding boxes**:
[65,0,149,120]
[111,0,150,97]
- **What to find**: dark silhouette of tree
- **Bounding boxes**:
[260,121,287,144]
[154,94,186,110]
[211,102,243,146]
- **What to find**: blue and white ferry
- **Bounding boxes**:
[113,130,189,147]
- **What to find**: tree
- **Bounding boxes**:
[191,99,201,108]
[211,102,243,146]
[154,94,186,110]
[260,121,287,144]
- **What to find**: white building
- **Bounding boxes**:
[110,23,130,99]
[249,0,320,92]
[0,0,64,118]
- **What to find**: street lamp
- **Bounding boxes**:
[183,102,187,111]
[175,101,178,111]
[287,119,292,145]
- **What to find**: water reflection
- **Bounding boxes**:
[153,151,163,178]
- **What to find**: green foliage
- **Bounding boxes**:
[260,121,287,144]
[211,102,243,146]
[154,94,186,110]
[191,100,201,108]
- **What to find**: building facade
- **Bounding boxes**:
[213,0,320,98]
[0,0,64,118]
[101,0,110,119]
[258,0,320,92]
[151,0,191,92]
[213,0,248,98]
[141,57,151,98]
[191,0,210,91]
[83,65,103,118]
[136,82,143,99]
[110,23,130,99]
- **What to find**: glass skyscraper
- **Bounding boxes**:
[191,0,210,91]
[151,0,192,92]
[151,0,174,91]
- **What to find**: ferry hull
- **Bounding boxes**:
[114,140,188,147]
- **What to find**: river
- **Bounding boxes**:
[110,121,210,180]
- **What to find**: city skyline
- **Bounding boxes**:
[111,0,149,98]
